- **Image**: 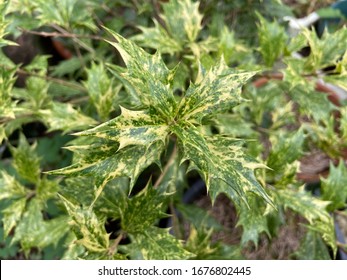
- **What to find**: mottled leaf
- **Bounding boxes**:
[0,67,16,119]
[257,13,287,67]
[321,160,347,211]
[294,230,331,260]
[172,123,272,206]
[2,197,27,237]
[161,0,202,44]
[131,227,193,260]
[178,60,255,122]
[84,62,117,121]
[75,106,169,150]
[59,194,109,253]
[9,133,41,183]
[50,140,164,203]
[121,183,168,233]
[39,102,97,134]
[0,171,28,200]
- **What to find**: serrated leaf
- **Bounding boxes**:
[2,197,27,237]
[161,0,202,44]
[50,140,164,204]
[172,123,272,206]
[0,67,16,119]
[236,194,270,246]
[39,102,97,134]
[106,30,177,119]
[59,194,109,253]
[294,230,331,260]
[36,176,60,202]
[12,199,69,253]
[84,62,117,121]
[267,128,305,172]
[321,160,347,211]
[277,187,331,224]
[122,183,168,233]
[132,20,182,55]
[178,60,255,122]
[75,106,169,150]
[131,227,193,260]
[9,133,41,183]
[0,171,28,200]
[257,13,287,67]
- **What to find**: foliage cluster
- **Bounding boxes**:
[1,0,347,259]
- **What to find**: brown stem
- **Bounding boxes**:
[19,28,104,41]
[108,233,124,256]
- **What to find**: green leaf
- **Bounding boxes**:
[236,194,270,245]
[39,102,97,134]
[75,106,169,151]
[131,227,193,260]
[267,128,305,172]
[257,13,287,67]
[0,67,16,119]
[84,62,118,121]
[277,187,336,254]
[50,140,164,204]
[9,133,41,183]
[172,123,272,206]
[58,194,109,253]
[178,60,255,122]
[132,20,182,55]
[12,199,69,253]
[277,187,331,224]
[106,30,177,120]
[2,197,27,237]
[121,183,168,233]
[36,176,60,202]
[161,0,203,44]
[0,171,28,200]
[294,230,331,260]
[321,160,347,211]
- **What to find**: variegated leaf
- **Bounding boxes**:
[132,20,182,55]
[0,67,16,119]
[50,140,164,203]
[131,227,193,260]
[39,102,97,134]
[9,133,41,184]
[0,171,28,201]
[75,106,169,150]
[321,160,347,211]
[178,60,255,122]
[161,0,203,44]
[2,197,27,237]
[172,122,272,206]
[121,183,168,234]
[106,30,177,120]
[59,194,109,253]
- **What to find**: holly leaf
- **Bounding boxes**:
[178,60,255,122]
[0,171,28,201]
[0,67,16,119]
[172,123,272,206]
[106,30,177,119]
[58,194,109,253]
[294,230,331,260]
[9,133,41,184]
[39,102,97,134]
[321,160,347,211]
[121,183,168,234]
[75,106,169,151]
[50,140,164,203]
[131,227,193,260]
[2,198,27,237]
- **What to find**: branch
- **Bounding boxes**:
[19,28,104,41]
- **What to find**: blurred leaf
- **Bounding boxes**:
[9,133,41,183]
[131,227,193,260]
[294,229,331,260]
[321,160,347,211]
[2,197,27,237]
[39,102,97,134]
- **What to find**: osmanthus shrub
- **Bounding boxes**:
[0,0,346,259]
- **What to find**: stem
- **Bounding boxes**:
[19,28,104,41]
[337,241,347,253]
[108,233,124,256]
[1,64,87,93]
[169,201,183,239]
[153,142,178,189]
[335,210,347,218]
